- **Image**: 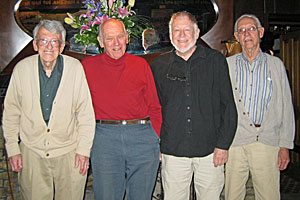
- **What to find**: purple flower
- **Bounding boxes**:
[80,25,91,35]
[90,2,102,13]
[92,15,109,26]
[79,10,93,20]
[117,7,133,18]
[83,0,95,8]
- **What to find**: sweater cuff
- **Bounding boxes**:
[279,140,294,149]
[5,143,21,158]
[75,146,91,158]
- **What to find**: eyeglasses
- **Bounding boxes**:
[36,38,61,48]
[237,25,258,35]
[166,73,187,82]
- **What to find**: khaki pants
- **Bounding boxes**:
[161,153,224,200]
[225,142,280,200]
[19,143,87,200]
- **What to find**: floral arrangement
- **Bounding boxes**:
[64,0,151,51]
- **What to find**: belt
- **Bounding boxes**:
[96,117,150,125]
[254,124,261,128]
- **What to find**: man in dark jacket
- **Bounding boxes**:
[151,11,237,200]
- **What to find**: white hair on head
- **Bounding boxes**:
[33,20,66,43]
[234,14,262,33]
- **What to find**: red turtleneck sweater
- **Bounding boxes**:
[81,53,162,136]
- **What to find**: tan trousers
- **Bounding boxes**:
[225,142,280,200]
[19,143,87,200]
[161,153,224,200]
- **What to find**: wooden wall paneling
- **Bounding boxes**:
[280,31,300,162]
[295,39,300,162]
[296,40,300,107]
[290,39,295,100]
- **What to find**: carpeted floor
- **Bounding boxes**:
[84,163,300,200]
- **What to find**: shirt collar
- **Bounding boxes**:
[171,45,206,63]
[241,49,263,64]
[103,52,127,66]
[38,55,63,74]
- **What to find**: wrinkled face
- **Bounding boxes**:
[170,15,199,54]
[234,17,264,51]
[33,27,64,67]
[98,20,128,60]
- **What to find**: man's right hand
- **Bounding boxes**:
[9,154,22,172]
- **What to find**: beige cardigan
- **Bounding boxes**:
[227,52,295,149]
[3,54,95,158]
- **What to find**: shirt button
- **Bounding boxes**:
[46,153,49,157]
[187,106,190,110]
[235,87,237,90]
[46,94,49,97]
[243,112,246,115]
[187,119,191,122]
[47,129,50,133]
[187,94,190,97]
[239,99,241,102]
[250,124,253,127]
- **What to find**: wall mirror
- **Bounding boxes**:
[15,0,219,55]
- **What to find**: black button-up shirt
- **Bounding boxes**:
[151,46,237,157]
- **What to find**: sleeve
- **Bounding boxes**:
[150,59,164,106]
[144,61,162,137]
[74,63,96,157]
[2,68,22,158]
[215,54,238,150]
[278,60,295,149]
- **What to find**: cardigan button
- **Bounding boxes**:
[46,153,49,157]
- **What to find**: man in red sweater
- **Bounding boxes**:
[81,19,162,200]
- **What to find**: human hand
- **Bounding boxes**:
[159,152,162,162]
[278,148,290,170]
[213,148,228,167]
[75,154,90,176]
[9,154,22,172]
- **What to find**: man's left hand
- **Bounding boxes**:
[75,154,90,176]
[213,148,228,167]
[278,147,290,171]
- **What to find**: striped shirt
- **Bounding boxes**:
[234,51,272,125]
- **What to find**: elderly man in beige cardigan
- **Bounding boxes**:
[3,19,95,200]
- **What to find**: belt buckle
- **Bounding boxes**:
[121,120,127,125]
[140,120,146,124]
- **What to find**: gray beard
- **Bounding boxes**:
[171,39,197,54]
